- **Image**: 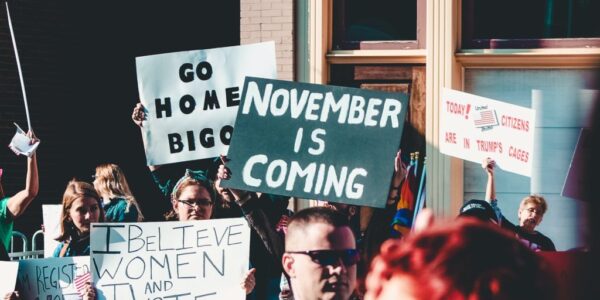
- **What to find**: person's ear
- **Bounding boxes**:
[282,253,296,277]
[172,199,178,210]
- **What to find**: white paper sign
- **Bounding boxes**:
[17,256,90,300]
[90,218,250,300]
[0,261,19,296]
[8,123,40,157]
[43,205,63,258]
[136,42,277,165]
[440,88,536,177]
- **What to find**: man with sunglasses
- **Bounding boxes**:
[282,206,359,300]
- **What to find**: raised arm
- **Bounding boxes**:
[0,169,4,199]
[132,102,160,171]
[387,150,407,204]
[7,131,39,218]
[483,157,496,202]
[217,160,285,261]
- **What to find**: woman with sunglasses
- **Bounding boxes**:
[54,180,105,257]
[93,163,144,222]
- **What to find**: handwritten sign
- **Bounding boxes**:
[222,77,408,208]
[17,257,90,300]
[0,261,18,297]
[90,218,250,300]
[136,42,277,165]
[440,88,536,177]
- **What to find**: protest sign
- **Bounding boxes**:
[222,77,409,208]
[43,204,62,258]
[440,88,536,177]
[0,261,18,297]
[17,256,90,300]
[90,218,250,300]
[136,42,277,165]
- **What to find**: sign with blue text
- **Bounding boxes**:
[222,77,409,208]
[17,257,90,300]
[90,218,250,300]
[136,42,277,165]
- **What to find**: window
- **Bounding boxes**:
[332,0,425,50]
[462,68,598,250]
[462,0,600,48]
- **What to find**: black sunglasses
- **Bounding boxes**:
[287,249,360,266]
[176,199,213,207]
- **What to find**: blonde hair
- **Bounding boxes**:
[519,195,548,215]
[94,163,144,221]
[56,180,105,242]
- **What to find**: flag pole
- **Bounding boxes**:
[6,2,32,131]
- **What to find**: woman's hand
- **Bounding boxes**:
[82,282,96,300]
[3,292,19,300]
[241,268,256,295]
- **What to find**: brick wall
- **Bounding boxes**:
[240,0,294,81]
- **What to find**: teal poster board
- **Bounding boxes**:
[222,77,408,208]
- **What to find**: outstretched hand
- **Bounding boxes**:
[482,157,495,176]
[217,156,249,203]
[392,150,407,187]
[132,103,146,128]
[26,130,39,145]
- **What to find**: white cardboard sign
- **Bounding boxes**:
[17,256,90,300]
[440,88,536,177]
[136,42,277,165]
[0,261,19,297]
[43,204,62,258]
[90,218,250,300]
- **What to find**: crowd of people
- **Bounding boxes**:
[0,105,562,300]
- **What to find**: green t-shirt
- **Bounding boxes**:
[0,197,14,251]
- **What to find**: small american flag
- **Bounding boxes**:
[473,110,498,127]
[74,272,92,297]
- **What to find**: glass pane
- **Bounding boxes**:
[464,0,600,39]
[333,0,416,44]
[463,68,598,251]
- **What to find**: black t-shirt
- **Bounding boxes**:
[501,216,556,251]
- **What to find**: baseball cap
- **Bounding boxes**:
[459,199,499,223]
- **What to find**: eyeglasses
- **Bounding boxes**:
[176,199,213,207]
[287,249,360,266]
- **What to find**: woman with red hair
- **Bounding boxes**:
[365,218,556,300]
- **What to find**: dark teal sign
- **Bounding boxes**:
[221,77,408,208]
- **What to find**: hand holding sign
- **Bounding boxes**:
[8,123,40,157]
[131,103,147,128]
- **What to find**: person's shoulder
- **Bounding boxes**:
[53,243,65,257]
[0,197,12,222]
[107,198,128,209]
[534,230,556,250]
